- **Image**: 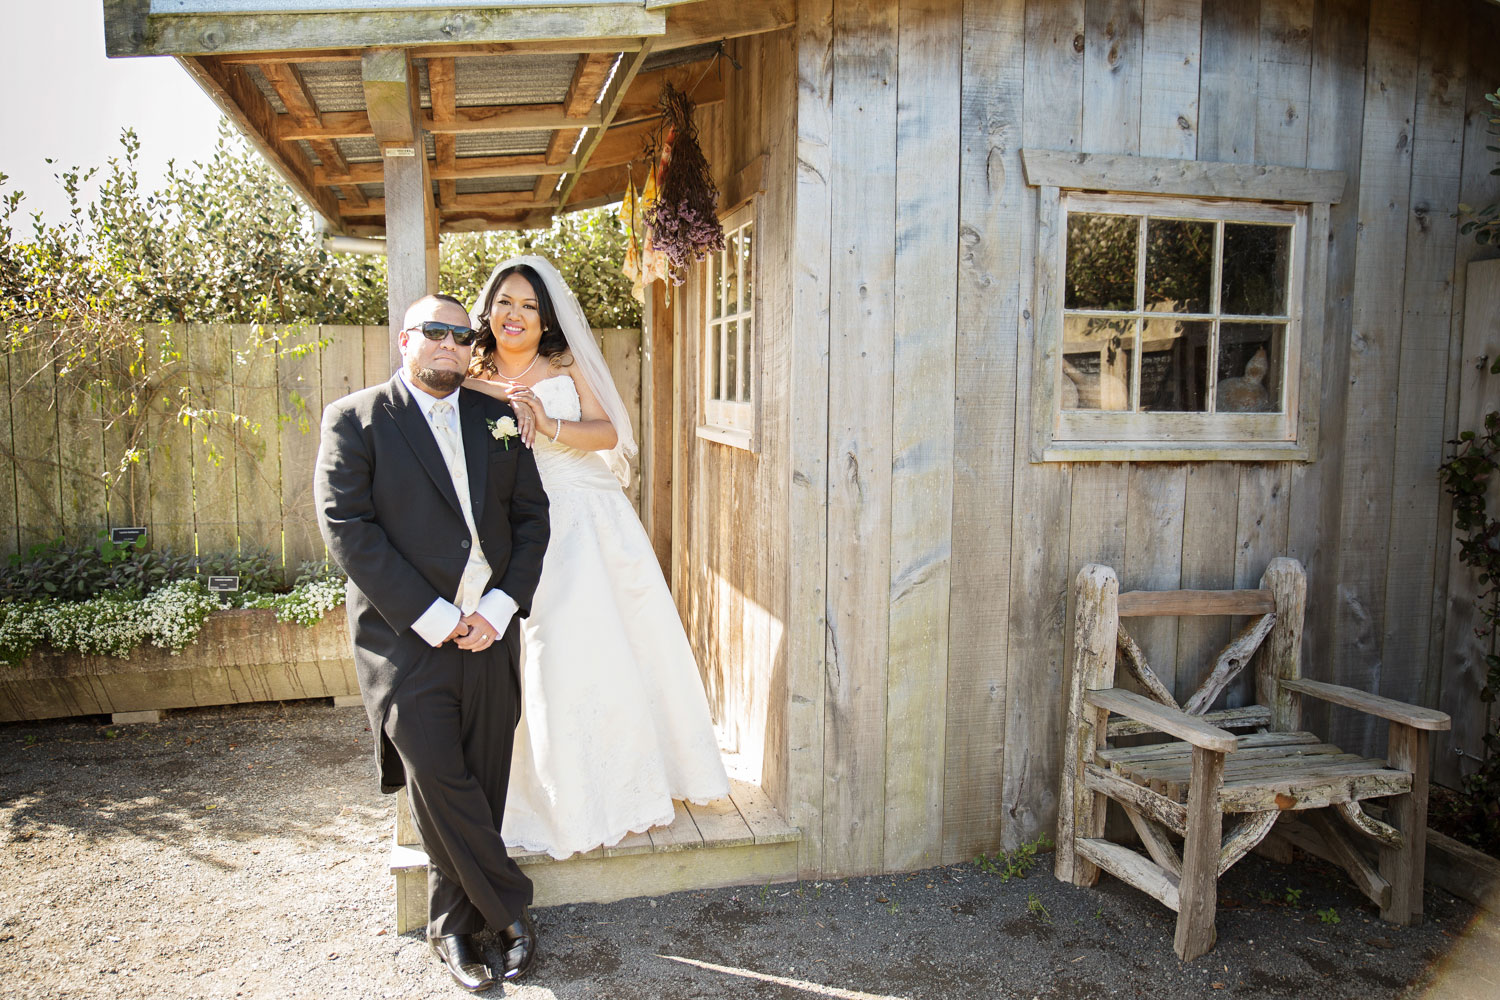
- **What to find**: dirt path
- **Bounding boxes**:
[0,701,1485,999]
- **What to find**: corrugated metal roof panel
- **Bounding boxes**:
[455,131,552,157]
[452,54,578,107]
[296,61,367,114]
[456,177,536,195]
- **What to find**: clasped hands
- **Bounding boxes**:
[500,381,547,449]
[443,612,500,651]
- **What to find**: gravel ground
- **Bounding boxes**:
[0,700,1485,999]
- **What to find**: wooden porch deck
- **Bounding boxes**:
[391,778,799,932]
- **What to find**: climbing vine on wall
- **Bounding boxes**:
[1436,404,1500,855]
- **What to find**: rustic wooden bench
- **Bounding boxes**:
[1054,557,1451,961]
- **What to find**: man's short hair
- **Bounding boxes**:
[429,293,467,311]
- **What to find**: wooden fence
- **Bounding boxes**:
[0,324,641,574]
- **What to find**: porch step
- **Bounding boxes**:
[390,778,799,933]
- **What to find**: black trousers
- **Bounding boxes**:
[384,623,532,936]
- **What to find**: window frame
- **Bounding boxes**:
[1022,148,1342,463]
[696,199,758,451]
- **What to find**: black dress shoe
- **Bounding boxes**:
[498,906,539,980]
[428,932,496,991]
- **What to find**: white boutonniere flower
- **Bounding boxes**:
[486,416,520,449]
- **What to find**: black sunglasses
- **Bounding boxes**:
[405,320,478,346]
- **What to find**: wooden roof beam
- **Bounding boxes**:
[441,209,556,233]
[278,103,613,142]
[556,42,656,209]
[562,164,637,212]
[103,4,667,58]
[611,58,725,126]
[315,154,578,187]
[577,118,659,173]
[658,0,794,49]
[175,54,342,228]
[341,192,557,220]
[536,51,621,202]
[277,110,372,141]
[259,61,366,208]
[426,104,606,135]
[212,38,646,64]
[428,57,458,208]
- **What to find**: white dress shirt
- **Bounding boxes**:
[397,367,519,646]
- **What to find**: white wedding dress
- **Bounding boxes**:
[502,374,730,859]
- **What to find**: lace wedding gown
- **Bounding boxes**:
[502,374,729,859]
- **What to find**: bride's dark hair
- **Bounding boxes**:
[469,263,573,376]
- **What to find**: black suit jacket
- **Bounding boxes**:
[313,372,550,791]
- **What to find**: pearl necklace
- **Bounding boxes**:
[498,352,541,381]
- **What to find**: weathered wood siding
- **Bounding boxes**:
[671,0,1500,877]
[671,29,797,794]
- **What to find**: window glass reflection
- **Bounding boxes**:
[1216,323,1284,413]
[1066,214,1138,311]
[1062,316,1135,411]
[1139,319,1211,412]
[1145,218,1213,314]
[1221,224,1290,316]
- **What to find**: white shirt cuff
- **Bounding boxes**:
[474,589,518,635]
[411,597,461,647]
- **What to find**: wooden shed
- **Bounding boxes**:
[104,0,1500,883]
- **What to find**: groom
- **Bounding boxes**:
[314,293,549,989]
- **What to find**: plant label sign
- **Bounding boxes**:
[109,527,147,545]
[208,576,240,593]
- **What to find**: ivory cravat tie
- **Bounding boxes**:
[429,398,490,614]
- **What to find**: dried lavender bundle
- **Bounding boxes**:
[645,83,725,284]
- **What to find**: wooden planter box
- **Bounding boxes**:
[0,608,357,723]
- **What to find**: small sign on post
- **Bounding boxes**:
[207,576,240,593]
[109,526,147,545]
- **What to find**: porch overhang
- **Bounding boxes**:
[100,1,794,236]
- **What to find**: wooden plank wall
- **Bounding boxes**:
[0,324,643,568]
[672,28,797,811]
[676,0,1500,878]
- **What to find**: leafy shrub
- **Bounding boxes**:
[1435,410,1500,857]
[0,535,280,602]
[0,536,346,666]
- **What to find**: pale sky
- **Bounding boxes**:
[0,1,226,226]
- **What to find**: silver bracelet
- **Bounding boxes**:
[551,418,564,443]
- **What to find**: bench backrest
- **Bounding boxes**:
[1073,557,1307,740]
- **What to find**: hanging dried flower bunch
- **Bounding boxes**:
[642,82,725,284]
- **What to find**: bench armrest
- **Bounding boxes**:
[1280,678,1451,731]
[1084,687,1238,752]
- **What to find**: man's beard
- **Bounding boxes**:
[409,361,465,393]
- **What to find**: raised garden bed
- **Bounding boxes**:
[0,608,355,723]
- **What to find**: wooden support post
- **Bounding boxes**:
[362,48,430,362]
[641,280,674,575]
[1380,721,1430,924]
[1257,557,1306,731]
[1174,746,1225,962]
[1056,564,1118,886]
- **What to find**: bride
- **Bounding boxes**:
[464,255,729,859]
